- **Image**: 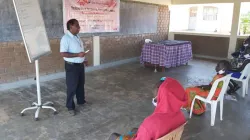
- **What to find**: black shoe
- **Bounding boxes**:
[227,89,234,95]
[68,110,76,116]
[78,101,92,106]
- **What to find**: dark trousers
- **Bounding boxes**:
[229,80,239,89]
[65,62,85,110]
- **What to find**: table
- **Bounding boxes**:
[140,40,192,71]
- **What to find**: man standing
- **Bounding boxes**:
[60,19,88,116]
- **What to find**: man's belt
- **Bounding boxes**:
[65,61,84,66]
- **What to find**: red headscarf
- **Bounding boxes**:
[132,78,187,140]
[154,77,187,114]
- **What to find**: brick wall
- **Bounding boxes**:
[100,5,169,63]
[0,5,169,84]
[0,38,93,84]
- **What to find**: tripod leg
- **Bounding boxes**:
[34,107,41,121]
[21,106,38,114]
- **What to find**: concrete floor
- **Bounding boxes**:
[0,59,249,140]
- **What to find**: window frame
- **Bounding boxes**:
[203,6,218,21]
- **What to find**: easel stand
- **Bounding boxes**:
[20,60,57,121]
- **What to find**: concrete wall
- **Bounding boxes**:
[0,1,169,83]
[128,0,171,5]
[195,4,233,33]
[100,5,169,64]
[170,0,247,59]
[172,0,250,4]
[0,0,159,42]
[0,0,63,42]
[170,4,233,33]
[169,5,189,31]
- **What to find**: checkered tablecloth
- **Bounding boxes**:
[140,40,192,68]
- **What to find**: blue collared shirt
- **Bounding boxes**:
[60,31,85,63]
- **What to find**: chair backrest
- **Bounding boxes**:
[145,39,152,43]
[157,122,187,140]
[206,74,232,101]
[239,63,250,80]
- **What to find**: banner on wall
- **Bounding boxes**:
[63,0,120,33]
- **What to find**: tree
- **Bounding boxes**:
[240,12,250,35]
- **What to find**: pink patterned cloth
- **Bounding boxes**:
[140,40,192,68]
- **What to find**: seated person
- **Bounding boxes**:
[231,36,250,59]
[183,60,231,115]
[229,36,250,93]
[231,59,250,73]
[227,59,250,94]
[108,77,187,140]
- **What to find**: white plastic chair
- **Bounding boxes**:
[145,39,152,43]
[189,74,232,126]
[230,63,250,98]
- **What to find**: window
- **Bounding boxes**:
[189,7,197,17]
[203,6,218,21]
[238,2,250,35]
